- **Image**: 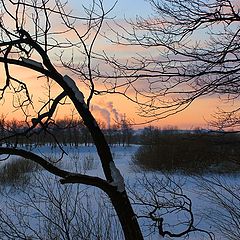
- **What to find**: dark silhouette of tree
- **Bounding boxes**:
[120,116,134,146]
[0,0,216,239]
[197,176,240,240]
[96,0,240,130]
[0,1,143,239]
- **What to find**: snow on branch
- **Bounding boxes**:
[63,75,87,107]
[21,57,43,68]
[109,161,125,192]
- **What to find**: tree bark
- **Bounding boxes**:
[108,190,144,240]
[76,106,144,239]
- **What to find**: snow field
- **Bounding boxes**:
[0,145,239,239]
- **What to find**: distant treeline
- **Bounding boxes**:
[2,117,240,174]
[0,117,134,147]
[133,126,240,174]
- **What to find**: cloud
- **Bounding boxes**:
[91,105,111,128]
[106,101,121,122]
[91,101,123,128]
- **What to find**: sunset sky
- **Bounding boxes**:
[0,0,237,130]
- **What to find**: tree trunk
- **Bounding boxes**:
[76,107,144,239]
[109,190,144,240]
[47,75,144,239]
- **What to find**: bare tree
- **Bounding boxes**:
[0,173,124,240]
[95,0,240,129]
[128,175,214,239]
[0,0,143,239]
[196,176,240,240]
[0,0,219,239]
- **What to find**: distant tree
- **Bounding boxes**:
[0,115,6,145]
[104,123,120,146]
[139,126,161,145]
[120,117,134,146]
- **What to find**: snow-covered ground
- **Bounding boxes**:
[0,145,239,239]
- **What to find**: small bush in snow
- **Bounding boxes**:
[0,157,40,188]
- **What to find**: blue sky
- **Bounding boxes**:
[112,0,152,18]
[70,0,152,19]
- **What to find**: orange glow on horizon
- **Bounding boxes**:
[0,63,233,130]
